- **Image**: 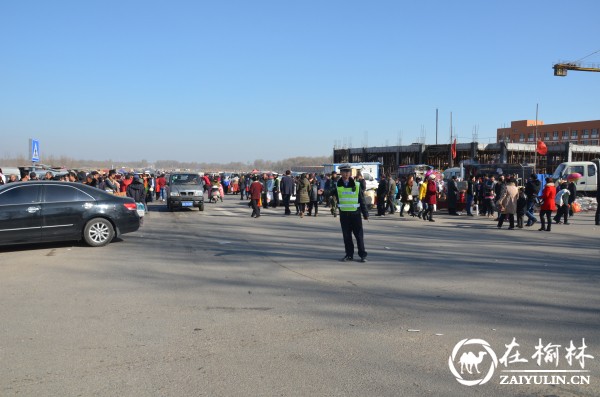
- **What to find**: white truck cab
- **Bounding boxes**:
[442,167,462,180]
[323,162,381,191]
[552,161,598,194]
[361,171,379,191]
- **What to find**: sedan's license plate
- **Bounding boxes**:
[182,202,193,207]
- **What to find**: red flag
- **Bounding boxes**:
[451,138,457,159]
[536,140,547,155]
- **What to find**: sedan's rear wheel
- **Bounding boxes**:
[83,218,115,247]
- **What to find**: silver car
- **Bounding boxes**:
[166,173,205,212]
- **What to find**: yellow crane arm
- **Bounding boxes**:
[553,63,600,76]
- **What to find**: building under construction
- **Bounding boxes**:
[333,142,600,177]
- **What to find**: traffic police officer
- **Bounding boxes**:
[332,164,369,262]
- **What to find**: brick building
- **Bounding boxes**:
[497,120,600,145]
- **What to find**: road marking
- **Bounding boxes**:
[209,206,239,216]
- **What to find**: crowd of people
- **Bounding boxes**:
[2,165,598,262]
[2,167,598,229]
[230,169,600,230]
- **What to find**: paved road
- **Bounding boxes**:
[1,195,599,396]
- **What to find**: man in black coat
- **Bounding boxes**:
[376,174,388,216]
[280,170,294,215]
[126,175,147,218]
[524,173,541,226]
[447,175,459,215]
[466,175,476,216]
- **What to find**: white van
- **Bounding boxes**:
[0,166,21,181]
[361,171,379,191]
[442,167,462,180]
[552,161,598,194]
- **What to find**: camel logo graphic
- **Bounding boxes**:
[459,351,487,374]
[449,339,498,386]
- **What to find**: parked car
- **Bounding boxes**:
[166,172,205,212]
[0,181,140,248]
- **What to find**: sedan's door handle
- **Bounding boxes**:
[27,206,41,213]
[82,202,94,209]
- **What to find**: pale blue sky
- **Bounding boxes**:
[1,0,599,163]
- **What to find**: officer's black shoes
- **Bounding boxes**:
[340,256,367,262]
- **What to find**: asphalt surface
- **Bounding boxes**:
[1,195,599,397]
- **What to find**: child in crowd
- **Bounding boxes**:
[516,187,527,228]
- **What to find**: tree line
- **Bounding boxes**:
[0,154,333,172]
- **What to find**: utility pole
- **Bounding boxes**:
[534,104,538,173]
[449,112,453,168]
[435,108,439,145]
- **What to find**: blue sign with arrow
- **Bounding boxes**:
[31,139,40,162]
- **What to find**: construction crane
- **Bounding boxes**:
[553,62,600,76]
[553,48,600,76]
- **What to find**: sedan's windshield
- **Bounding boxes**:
[171,174,202,185]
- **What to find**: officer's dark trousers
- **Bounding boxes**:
[339,212,366,259]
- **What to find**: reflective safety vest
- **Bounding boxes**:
[337,185,360,211]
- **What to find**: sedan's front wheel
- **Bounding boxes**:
[83,218,115,247]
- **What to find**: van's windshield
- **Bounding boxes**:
[553,164,586,180]
[552,164,566,180]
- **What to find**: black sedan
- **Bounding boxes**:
[0,181,140,247]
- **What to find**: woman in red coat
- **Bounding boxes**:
[539,177,557,232]
[422,174,438,222]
